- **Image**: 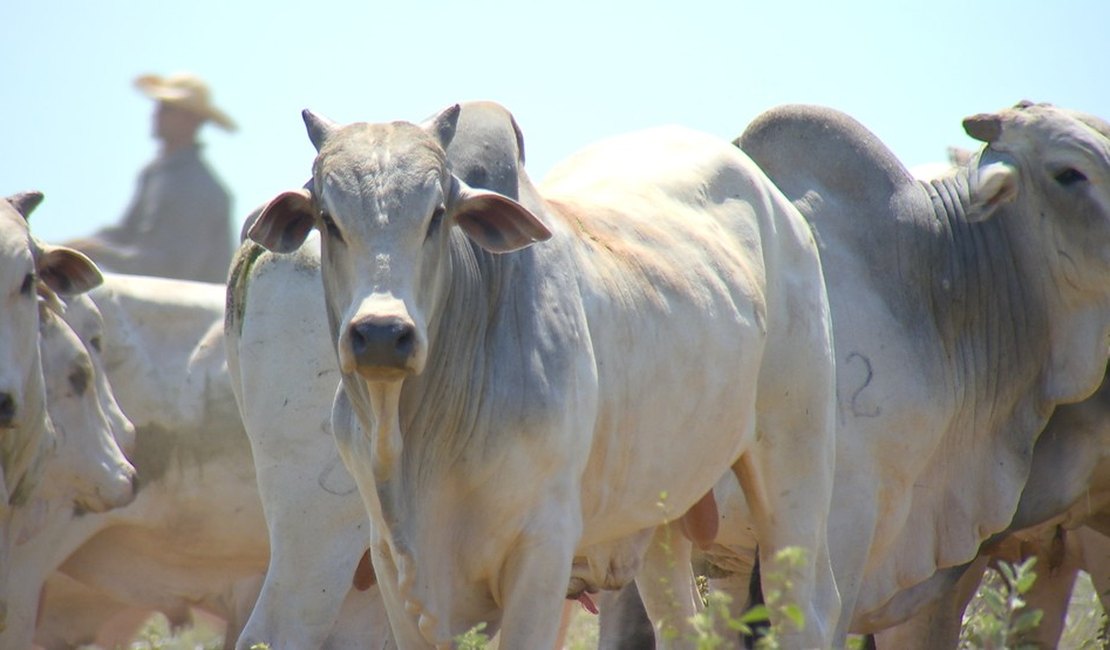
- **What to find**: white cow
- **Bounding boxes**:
[1,289,137,648]
[248,104,838,647]
[736,101,1110,641]
[227,101,552,650]
[33,273,380,650]
[0,191,104,632]
[873,365,1110,648]
[226,232,394,650]
[27,274,264,649]
[0,192,53,513]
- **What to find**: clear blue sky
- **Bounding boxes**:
[6,0,1108,245]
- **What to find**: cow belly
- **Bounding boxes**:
[578,328,762,545]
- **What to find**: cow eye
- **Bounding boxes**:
[320,212,344,242]
[1054,167,1087,187]
[426,206,446,240]
[19,272,35,296]
[89,336,102,353]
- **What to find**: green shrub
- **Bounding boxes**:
[960,557,1043,650]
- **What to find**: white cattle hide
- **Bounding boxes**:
[225,101,539,650]
[1,293,136,648]
[249,104,838,648]
[0,191,102,633]
[737,101,1110,639]
[30,275,265,649]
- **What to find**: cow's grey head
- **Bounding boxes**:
[964,101,1110,286]
[249,106,551,384]
[37,296,136,514]
[0,194,101,435]
[0,199,39,433]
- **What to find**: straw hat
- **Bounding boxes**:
[134,72,237,131]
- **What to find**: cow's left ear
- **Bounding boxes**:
[968,162,1019,222]
[35,243,103,295]
[450,178,552,253]
[248,189,316,253]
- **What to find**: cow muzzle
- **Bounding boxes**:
[346,315,419,380]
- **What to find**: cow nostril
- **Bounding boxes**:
[0,393,15,425]
[395,327,415,354]
[349,325,369,355]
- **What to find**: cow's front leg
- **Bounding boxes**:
[495,504,580,650]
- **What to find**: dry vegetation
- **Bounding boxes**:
[105,566,1107,649]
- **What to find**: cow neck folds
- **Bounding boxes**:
[392,229,513,482]
[357,231,530,642]
[920,162,1049,425]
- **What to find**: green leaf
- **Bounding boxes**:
[1014,568,1038,594]
[1013,608,1044,633]
[739,604,771,625]
[781,603,806,630]
[981,588,1006,612]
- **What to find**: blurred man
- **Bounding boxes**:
[69,73,235,283]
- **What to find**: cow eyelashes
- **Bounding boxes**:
[1053,167,1087,187]
[426,206,446,240]
[319,212,344,242]
[20,272,35,296]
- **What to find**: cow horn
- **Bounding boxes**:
[6,191,45,221]
[963,113,1003,144]
[424,104,462,149]
[302,110,340,152]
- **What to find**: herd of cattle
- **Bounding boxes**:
[1,98,1108,649]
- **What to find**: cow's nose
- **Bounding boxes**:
[349,316,416,370]
[0,392,15,428]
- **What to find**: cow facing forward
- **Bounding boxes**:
[249,105,838,647]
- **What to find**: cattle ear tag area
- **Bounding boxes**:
[249,190,315,253]
[37,244,104,295]
[969,163,1019,223]
[453,183,552,254]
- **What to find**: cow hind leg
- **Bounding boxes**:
[732,437,839,648]
[1020,528,1083,649]
[635,522,701,647]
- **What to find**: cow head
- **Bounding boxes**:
[249,105,550,475]
[250,106,550,378]
[59,293,137,457]
[0,193,103,632]
[965,101,1110,285]
[0,197,42,437]
[35,296,136,514]
[1,196,103,509]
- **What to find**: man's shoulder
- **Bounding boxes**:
[158,149,231,199]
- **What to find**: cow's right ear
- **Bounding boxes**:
[969,162,1019,223]
[248,189,316,253]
